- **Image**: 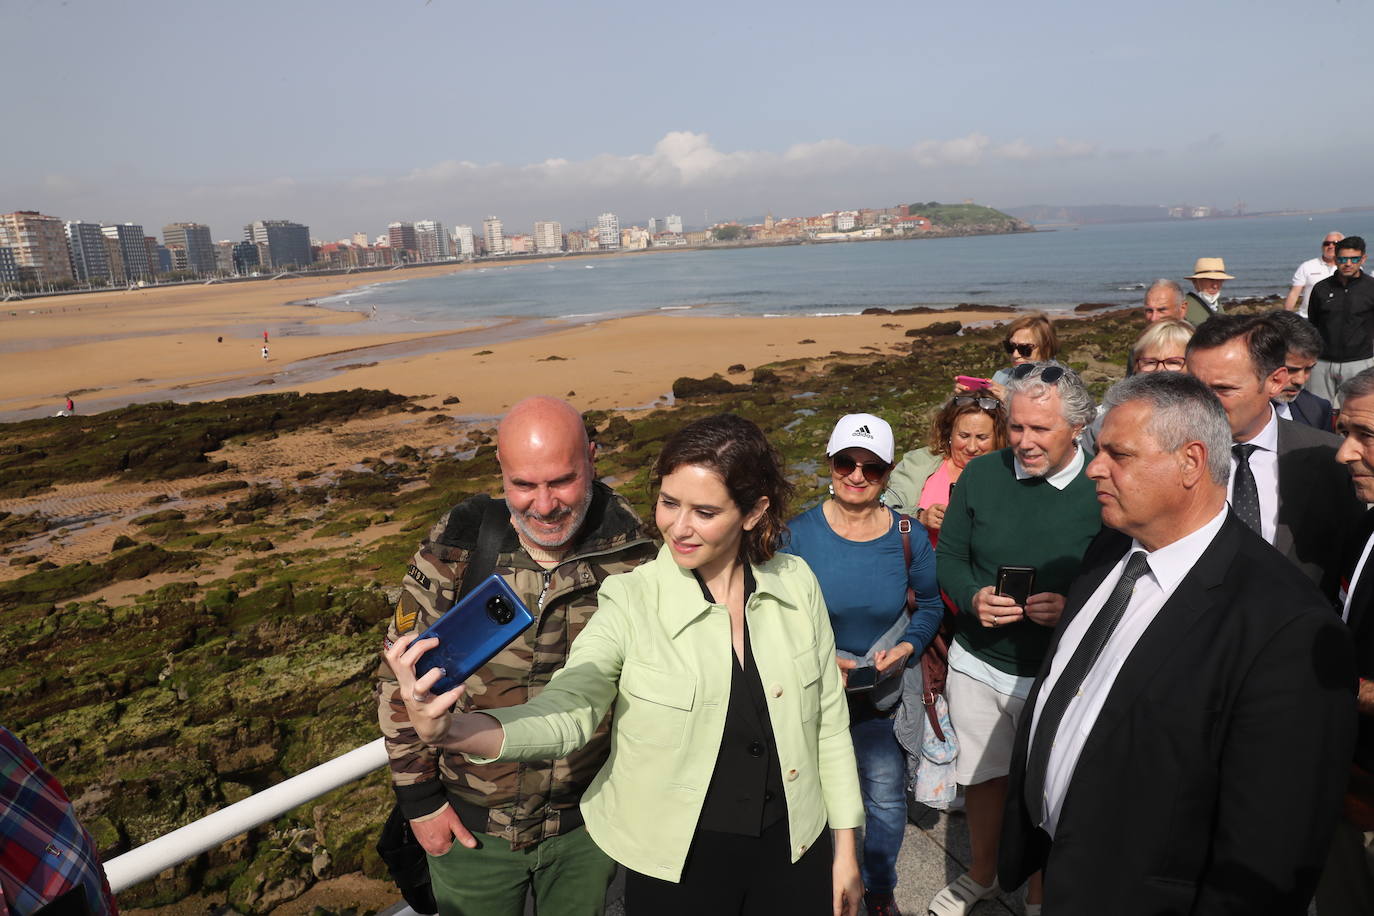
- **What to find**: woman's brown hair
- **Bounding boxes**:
[927,396,1009,456]
[652,413,793,565]
[1003,311,1059,361]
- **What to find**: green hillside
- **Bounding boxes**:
[906,202,1030,231]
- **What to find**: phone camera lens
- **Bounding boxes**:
[487,596,514,625]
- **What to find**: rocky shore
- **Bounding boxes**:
[0,302,1259,913]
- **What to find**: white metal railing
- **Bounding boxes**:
[104,736,414,914]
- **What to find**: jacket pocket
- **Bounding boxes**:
[794,647,821,721]
[617,660,696,747]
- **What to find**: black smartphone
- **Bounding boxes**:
[845,665,879,693]
[414,575,536,695]
[995,565,1036,607]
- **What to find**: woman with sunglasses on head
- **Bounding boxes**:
[883,396,1009,547]
[385,413,865,916]
[955,312,1059,401]
[783,414,945,916]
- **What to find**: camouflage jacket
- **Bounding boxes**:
[376,480,656,850]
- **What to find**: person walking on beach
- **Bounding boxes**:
[263,329,269,344]
[65,396,74,413]
[376,396,657,916]
[261,345,269,360]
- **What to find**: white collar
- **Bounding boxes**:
[1013,440,1085,490]
[1240,406,1278,452]
[1130,505,1229,591]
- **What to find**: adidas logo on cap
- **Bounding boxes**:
[852,424,873,438]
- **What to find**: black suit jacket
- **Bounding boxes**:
[1000,515,1356,915]
[1283,389,1333,432]
[1275,417,1361,602]
[1342,507,1374,772]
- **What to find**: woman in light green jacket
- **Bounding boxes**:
[388,413,864,916]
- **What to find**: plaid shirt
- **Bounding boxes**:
[0,727,117,915]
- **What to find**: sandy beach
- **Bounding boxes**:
[1,266,1016,420]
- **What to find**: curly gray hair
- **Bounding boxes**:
[1003,360,1096,429]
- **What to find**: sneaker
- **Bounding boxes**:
[864,890,903,916]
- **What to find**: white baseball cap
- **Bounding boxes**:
[825,413,894,464]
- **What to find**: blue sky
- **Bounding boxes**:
[5,0,1367,240]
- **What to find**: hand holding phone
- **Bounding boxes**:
[955,375,992,391]
[414,575,536,695]
[995,565,1036,607]
[844,665,879,693]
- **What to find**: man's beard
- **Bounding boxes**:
[509,485,595,549]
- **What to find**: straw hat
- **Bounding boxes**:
[1187,257,1234,280]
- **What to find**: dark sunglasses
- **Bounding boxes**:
[1323,241,1339,247]
[1002,340,1036,358]
[1011,363,1066,383]
[953,396,1001,411]
[1337,255,1363,264]
[830,454,892,483]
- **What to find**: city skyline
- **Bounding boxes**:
[7,1,1372,240]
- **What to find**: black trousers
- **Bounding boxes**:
[624,819,833,915]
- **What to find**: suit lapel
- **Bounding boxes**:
[1017,529,1131,754]
[1274,420,1297,558]
[1074,516,1240,753]
[1346,510,1374,632]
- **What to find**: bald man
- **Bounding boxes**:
[1286,231,1345,317]
[377,396,656,915]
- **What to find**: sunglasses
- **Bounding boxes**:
[1337,255,1363,264]
[953,396,1001,411]
[1011,363,1066,383]
[1003,340,1036,358]
[831,454,892,483]
[1323,241,1339,247]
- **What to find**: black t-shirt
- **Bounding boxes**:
[693,566,789,836]
[1309,271,1374,362]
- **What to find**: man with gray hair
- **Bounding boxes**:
[1000,371,1356,914]
[1141,278,1186,324]
[1319,366,1374,915]
[931,361,1101,915]
[1267,309,1332,430]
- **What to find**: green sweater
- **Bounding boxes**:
[936,447,1101,676]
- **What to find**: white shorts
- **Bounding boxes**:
[947,667,1028,785]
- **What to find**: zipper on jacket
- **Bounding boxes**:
[534,535,655,611]
[538,570,552,611]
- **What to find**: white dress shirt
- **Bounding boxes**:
[1274,400,1292,422]
[1028,506,1228,836]
[1343,526,1374,624]
[1228,407,1279,545]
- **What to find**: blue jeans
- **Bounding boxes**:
[852,715,908,894]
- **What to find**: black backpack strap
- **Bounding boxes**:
[457,497,511,601]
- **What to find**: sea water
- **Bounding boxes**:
[318,211,1374,330]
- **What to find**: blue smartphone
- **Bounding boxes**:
[414,575,536,695]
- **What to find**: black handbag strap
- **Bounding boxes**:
[457,497,511,601]
[899,514,916,613]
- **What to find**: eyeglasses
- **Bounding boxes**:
[1135,356,1187,371]
[1337,256,1363,264]
[953,396,1001,411]
[1011,362,1066,383]
[830,454,892,483]
[1003,340,1036,358]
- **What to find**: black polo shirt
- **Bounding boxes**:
[1309,271,1374,362]
[693,566,788,836]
